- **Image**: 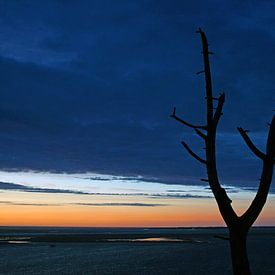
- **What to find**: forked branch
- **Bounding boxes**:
[197,28,237,224]
[172,28,275,231]
[172,28,275,275]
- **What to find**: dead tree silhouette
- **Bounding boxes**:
[171,28,275,275]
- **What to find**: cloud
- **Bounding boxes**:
[204,186,240,194]
[0,181,87,195]
[150,193,212,199]
[0,201,58,206]
[0,201,167,207]
[71,202,167,207]
[0,179,212,199]
[0,1,274,188]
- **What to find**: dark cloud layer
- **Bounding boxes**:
[0,1,274,187]
[0,181,211,198]
[0,181,86,195]
[0,201,167,207]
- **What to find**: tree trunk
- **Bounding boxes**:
[171,29,275,275]
[229,229,251,275]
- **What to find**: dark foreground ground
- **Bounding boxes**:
[0,227,274,274]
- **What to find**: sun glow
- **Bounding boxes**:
[0,170,275,227]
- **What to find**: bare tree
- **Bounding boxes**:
[171,28,275,275]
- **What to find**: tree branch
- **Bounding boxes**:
[195,128,207,139]
[240,116,275,228]
[170,107,207,130]
[197,28,237,226]
[213,93,225,124]
[181,141,207,164]
[237,127,266,160]
[197,28,214,124]
[266,116,275,157]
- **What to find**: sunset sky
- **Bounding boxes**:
[0,0,275,227]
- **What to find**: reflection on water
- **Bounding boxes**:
[7,241,30,244]
[0,227,210,244]
[0,237,31,241]
[107,237,192,242]
[0,237,31,245]
[133,237,184,242]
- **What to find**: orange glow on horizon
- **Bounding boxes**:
[1,201,274,227]
[1,191,275,227]
[0,204,226,227]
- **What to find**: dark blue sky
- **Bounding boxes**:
[0,0,274,187]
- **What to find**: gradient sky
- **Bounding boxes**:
[0,0,274,226]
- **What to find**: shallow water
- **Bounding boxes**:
[0,227,274,274]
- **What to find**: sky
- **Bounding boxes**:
[0,0,275,227]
